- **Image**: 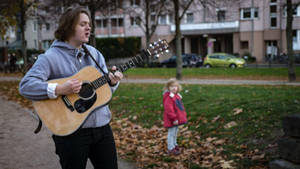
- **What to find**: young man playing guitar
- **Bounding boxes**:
[19,7,123,169]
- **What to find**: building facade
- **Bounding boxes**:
[1,0,300,64]
[95,0,300,63]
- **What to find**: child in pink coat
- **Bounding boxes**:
[163,78,187,155]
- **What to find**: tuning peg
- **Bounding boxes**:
[166,49,169,53]
[156,54,160,58]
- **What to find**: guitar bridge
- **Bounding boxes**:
[62,95,74,112]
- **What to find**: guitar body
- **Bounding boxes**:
[31,39,168,136]
[33,66,112,136]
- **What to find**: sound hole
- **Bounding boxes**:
[78,82,95,100]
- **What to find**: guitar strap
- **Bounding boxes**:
[82,44,107,75]
[82,44,114,85]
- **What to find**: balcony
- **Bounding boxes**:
[170,21,239,35]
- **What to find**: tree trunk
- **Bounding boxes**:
[20,0,27,72]
[145,0,150,65]
[89,5,96,47]
[173,0,182,80]
[286,0,296,82]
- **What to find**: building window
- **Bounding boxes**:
[240,8,258,20]
[130,0,140,6]
[96,19,108,28]
[159,15,167,24]
[34,39,37,48]
[270,17,277,27]
[33,21,37,32]
[130,17,140,26]
[111,18,123,27]
[240,41,249,49]
[186,12,194,23]
[150,13,156,24]
[169,13,174,24]
[293,30,300,50]
[270,5,277,13]
[270,1,277,28]
[293,30,298,42]
[45,23,50,31]
[217,10,226,22]
[284,5,300,16]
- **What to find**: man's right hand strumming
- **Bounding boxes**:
[56,79,82,96]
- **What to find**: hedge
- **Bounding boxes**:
[96,37,141,61]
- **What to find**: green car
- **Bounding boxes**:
[203,53,246,68]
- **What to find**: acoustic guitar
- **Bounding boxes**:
[33,39,169,136]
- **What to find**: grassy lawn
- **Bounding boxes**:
[110,83,300,168]
[123,67,300,80]
[1,79,300,168]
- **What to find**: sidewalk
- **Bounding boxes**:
[0,96,136,169]
[121,78,300,86]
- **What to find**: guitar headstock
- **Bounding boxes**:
[115,39,169,72]
[146,39,169,58]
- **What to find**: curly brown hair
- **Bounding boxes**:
[54,7,91,42]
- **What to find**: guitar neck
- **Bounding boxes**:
[116,49,150,73]
[91,49,151,89]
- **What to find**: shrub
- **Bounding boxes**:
[96,37,141,61]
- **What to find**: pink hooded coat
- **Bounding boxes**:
[163,91,187,128]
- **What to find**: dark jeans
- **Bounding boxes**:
[52,124,118,169]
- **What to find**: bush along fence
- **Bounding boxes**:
[270,114,300,169]
[96,37,141,61]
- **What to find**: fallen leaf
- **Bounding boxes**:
[251,153,265,161]
[224,121,237,129]
[211,115,221,123]
[233,108,243,115]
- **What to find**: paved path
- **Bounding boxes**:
[0,96,136,169]
[1,76,300,86]
[121,78,300,86]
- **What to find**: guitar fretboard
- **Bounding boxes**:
[91,50,148,89]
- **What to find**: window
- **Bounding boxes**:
[293,30,298,42]
[186,12,194,23]
[270,5,277,13]
[111,18,123,27]
[270,17,277,27]
[217,10,226,22]
[130,17,140,26]
[33,21,37,31]
[130,0,140,6]
[240,8,259,19]
[34,40,37,48]
[240,41,249,49]
[96,19,108,28]
[45,23,50,31]
[269,1,277,28]
[169,14,174,24]
[284,5,300,16]
[150,13,156,24]
[159,15,167,24]
[111,18,117,27]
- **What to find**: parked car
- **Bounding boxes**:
[203,53,246,68]
[160,53,203,68]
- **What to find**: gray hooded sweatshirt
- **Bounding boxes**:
[19,40,119,129]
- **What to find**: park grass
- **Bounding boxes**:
[1,80,299,168]
[110,83,300,168]
[123,67,300,80]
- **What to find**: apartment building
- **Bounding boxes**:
[95,0,300,63]
[2,0,299,64]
